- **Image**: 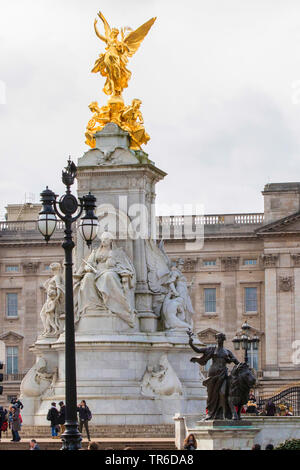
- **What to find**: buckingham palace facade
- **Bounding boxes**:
[1,181,300,403]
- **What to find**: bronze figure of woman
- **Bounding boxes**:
[187,330,239,420]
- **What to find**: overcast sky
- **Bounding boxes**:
[1,0,300,217]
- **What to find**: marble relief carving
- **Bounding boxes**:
[279,276,294,292]
[260,254,278,268]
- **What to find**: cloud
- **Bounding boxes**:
[1,0,300,216]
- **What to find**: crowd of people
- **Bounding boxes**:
[0,397,93,445]
[231,391,294,417]
[0,392,294,450]
[0,398,23,442]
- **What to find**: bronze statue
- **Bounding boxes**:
[228,362,256,419]
[187,330,255,420]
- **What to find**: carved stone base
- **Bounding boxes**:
[174,415,260,450]
[21,332,206,426]
[75,308,139,335]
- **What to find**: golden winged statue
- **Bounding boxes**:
[85,12,156,151]
[92,12,156,100]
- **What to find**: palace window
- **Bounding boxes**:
[5,265,19,273]
[248,343,258,370]
[244,259,257,266]
[6,346,18,374]
[245,287,257,312]
[204,260,216,266]
[204,288,216,313]
[6,293,18,317]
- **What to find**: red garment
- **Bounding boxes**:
[1,421,8,432]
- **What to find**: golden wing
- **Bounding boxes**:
[124,17,156,57]
[97,11,111,39]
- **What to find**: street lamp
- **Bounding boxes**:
[232,320,260,365]
[38,159,98,450]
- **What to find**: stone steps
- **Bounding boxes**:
[0,439,176,451]
[5,424,175,438]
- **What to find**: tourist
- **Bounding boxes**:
[265,444,274,450]
[11,397,24,410]
[0,406,8,441]
[251,444,261,450]
[77,400,92,441]
[183,434,197,450]
[88,442,99,450]
[58,401,66,435]
[46,402,60,438]
[265,400,276,416]
[11,406,21,442]
[29,439,40,450]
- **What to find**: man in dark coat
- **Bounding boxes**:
[265,400,277,416]
[47,402,60,438]
[77,400,91,441]
[29,439,40,450]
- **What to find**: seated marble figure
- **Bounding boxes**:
[73,231,136,327]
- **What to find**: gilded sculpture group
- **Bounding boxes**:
[85,12,155,151]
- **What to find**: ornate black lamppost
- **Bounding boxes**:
[232,320,260,365]
[38,159,98,450]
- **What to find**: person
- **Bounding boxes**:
[0,406,8,441]
[47,402,60,438]
[265,444,274,450]
[252,444,261,450]
[183,434,197,450]
[58,401,66,435]
[265,400,276,416]
[29,439,40,450]
[11,398,23,410]
[88,442,99,450]
[77,400,92,442]
[11,406,21,442]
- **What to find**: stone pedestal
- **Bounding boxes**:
[22,332,206,426]
[20,123,206,426]
[175,416,260,450]
[191,420,260,450]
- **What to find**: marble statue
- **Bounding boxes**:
[141,354,183,398]
[40,263,64,337]
[145,240,194,330]
[20,357,57,398]
[73,231,136,327]
[162,292,192,330]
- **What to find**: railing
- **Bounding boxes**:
[3,373,26,382]
[0,220,65,232]
[156,213,264,227]
[0,214,265,236]
[258,386,300,416]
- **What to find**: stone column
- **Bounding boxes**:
[261,254,279,375]
[292,255,300,352]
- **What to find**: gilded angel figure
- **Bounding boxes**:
[92,12,156,98]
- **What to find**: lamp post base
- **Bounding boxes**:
[61,423,82,450]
